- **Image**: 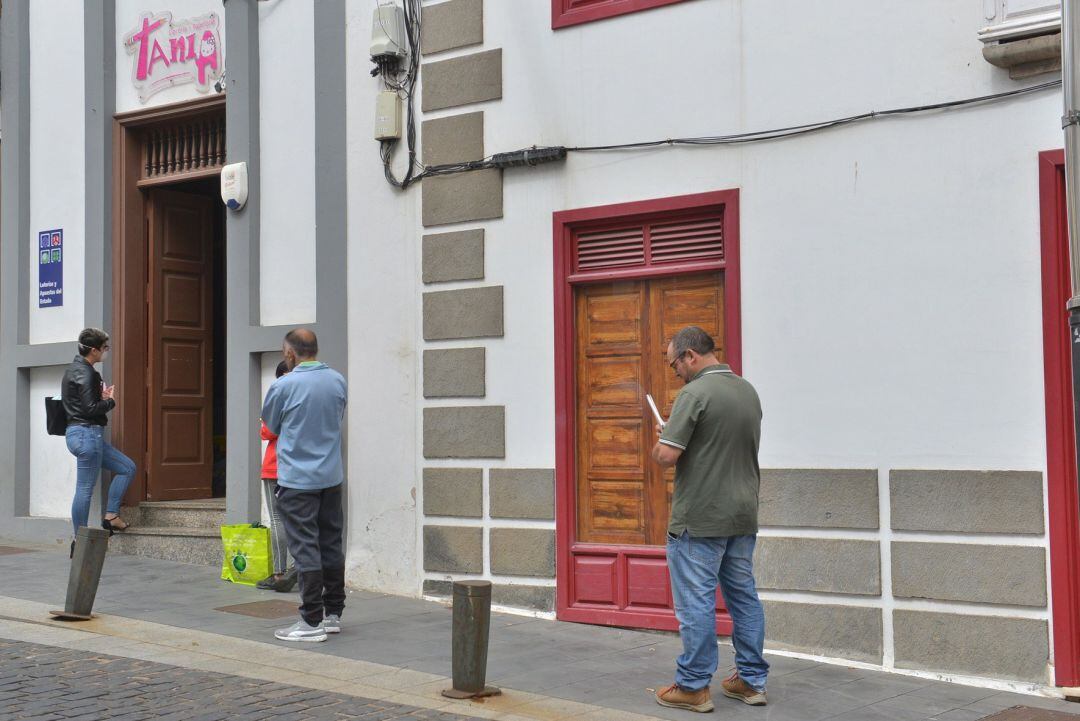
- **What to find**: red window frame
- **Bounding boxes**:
[1038,149,1080,688]
[552,0,689,30]
[552,189,741,631]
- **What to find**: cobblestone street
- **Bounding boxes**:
[0,639,475,721]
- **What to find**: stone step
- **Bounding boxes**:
[108,527,221,567]
[122,499,226,529]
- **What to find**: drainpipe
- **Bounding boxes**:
[1063,0,1080,560]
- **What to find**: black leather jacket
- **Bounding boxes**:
[61,356,115,427]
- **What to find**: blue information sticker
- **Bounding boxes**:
[38,228,63,308]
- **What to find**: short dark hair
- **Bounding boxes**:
[77,328,110,357]
[671,326,716,358]
[284,328,318,359]
[275,360,289,378]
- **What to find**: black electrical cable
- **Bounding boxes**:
[380,0,423,189]
[566,79,1061,152]
[383,66,1060,185]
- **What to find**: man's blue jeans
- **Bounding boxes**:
[65,425,136,535]
[666,531,769,692]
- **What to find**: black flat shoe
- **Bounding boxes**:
[102,516,129,535]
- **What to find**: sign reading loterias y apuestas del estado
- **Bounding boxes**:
[123,11,222,103]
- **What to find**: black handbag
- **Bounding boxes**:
[45,396,67,436]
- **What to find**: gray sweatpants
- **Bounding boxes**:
[261,478,291,575]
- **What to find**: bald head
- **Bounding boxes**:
[283,328,319,369]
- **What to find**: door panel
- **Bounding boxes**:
[570,271,729,630]
[146,188,214,501]
[576,273,724,547]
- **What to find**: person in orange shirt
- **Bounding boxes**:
[257,361,297,592]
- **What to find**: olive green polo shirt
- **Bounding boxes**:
[659,363,762,538]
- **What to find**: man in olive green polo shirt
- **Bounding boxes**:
[652,326,768,713]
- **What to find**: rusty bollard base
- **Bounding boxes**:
[441,686,502,700]
[48,610,95,621]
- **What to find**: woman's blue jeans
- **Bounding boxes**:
[666,531,769,692]
[65,425,136,535]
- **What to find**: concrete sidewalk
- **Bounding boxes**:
[0,540,1077,721]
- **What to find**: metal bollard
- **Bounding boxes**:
[49,526,110,621]
[441,580,501,699]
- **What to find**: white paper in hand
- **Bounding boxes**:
[646,393,666,428]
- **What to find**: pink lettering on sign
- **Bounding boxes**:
[123,12,222,103]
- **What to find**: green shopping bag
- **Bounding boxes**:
[220,523,272,586]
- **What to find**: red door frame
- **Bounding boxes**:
[553,189,740,631]
[1039,149,1080,688]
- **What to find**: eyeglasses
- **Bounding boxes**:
[669,352,685,371]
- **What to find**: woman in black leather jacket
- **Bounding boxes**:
[62,328,136,539]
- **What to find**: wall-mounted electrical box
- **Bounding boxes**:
[220,162,248,211]
[374,90,402,141]
[371,5,407,60]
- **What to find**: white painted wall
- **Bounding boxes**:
[468,0,1061,474]
[29,367,76,520]
[347,0,1064,681]
[28,0,85,345]
[258,0,317,326]
[114,0,225,113]
[344,1,420,596]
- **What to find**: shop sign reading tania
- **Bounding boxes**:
[123,11,221,103]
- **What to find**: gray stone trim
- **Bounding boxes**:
[223,0,265,524]
[754,537,880,596]
[421,49,502,112]
[85,0,117,521]
[14,343,75,368]
[313,0,350,524]
[422,111,484,166]
[489,469,555,520]
[423,525,483,573]
[490,528,555,577]
[422,168,503,227]
[423,406,505,458]
[893,610,1049,682]
[892,542,1047,607]
[422,579,453,597]
[0,0,99,539]
[421,0,484,56]
[0,0,33,523]
[84,0,115,333]
[222,1,349,525]
[422,286,504,340]
[759,469,879,529]
[423,348,486,398]
[492,584,555,612]
[890,470,1044,534]
[423,229,485,284]
[983,32,1061,79]
[763,600,883,664]
[422,467,483,517]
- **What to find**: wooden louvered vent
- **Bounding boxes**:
[573,210,724,272]
[140,115,226,183]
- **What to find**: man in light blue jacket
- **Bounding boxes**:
[262,328,347,643]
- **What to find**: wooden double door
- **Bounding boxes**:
[575,272,725,545]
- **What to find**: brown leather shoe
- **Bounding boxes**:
[655,683,714,713]
[721,671,767,706]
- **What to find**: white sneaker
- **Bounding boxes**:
[322,614,341,634]
[274,619,327,643]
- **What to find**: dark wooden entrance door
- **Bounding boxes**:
[145,188,214,501]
